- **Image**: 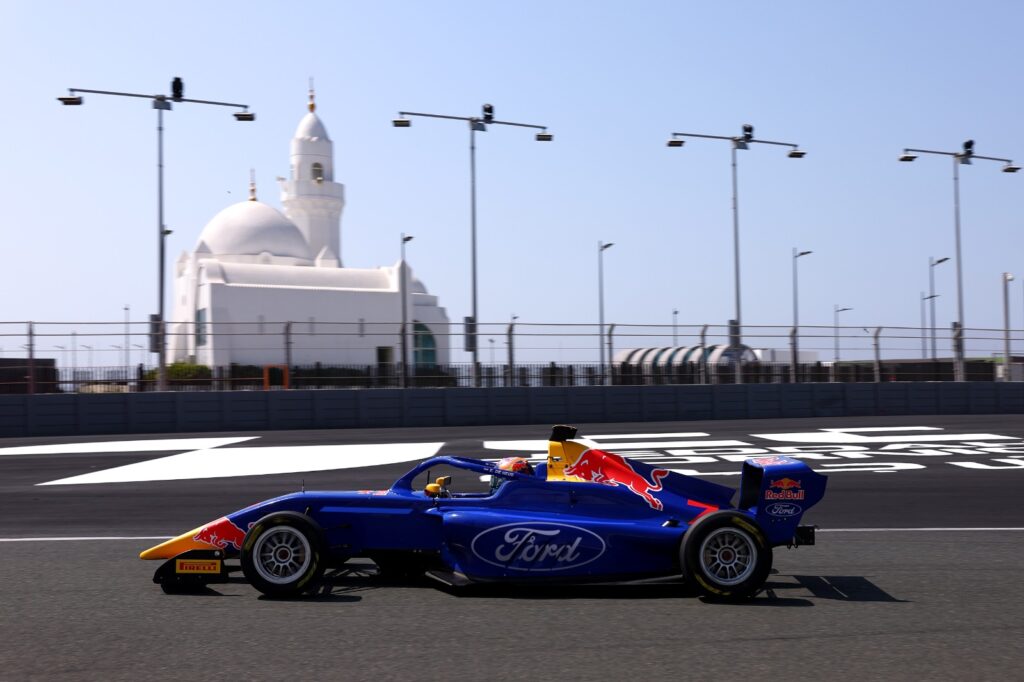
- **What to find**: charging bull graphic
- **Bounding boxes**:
[564,449,670,510]
[192,517,248,551]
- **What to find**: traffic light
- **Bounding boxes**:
[482,103,494,123]
[171,77,184,102]
[742,124,754,142]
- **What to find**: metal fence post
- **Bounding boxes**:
[789,326,797,383]
[284,321,293,387]
[27,321,35,395]
[606,323,616,386]
[873,327,883,382]
[506,321,515,387]
[699,324,708,385]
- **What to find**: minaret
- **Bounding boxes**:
[279,83,346,266]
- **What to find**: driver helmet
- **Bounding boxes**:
[490,456,535,493]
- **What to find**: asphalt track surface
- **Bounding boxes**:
[2,414,1023,680]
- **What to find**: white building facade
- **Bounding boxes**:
[168,94,450,369]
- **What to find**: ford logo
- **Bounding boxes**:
[765,502,802,517]
[470,522,606,572]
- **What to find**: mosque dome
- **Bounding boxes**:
[197,200,312,260]
[294,112,330,141]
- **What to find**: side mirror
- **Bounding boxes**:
[436,476,452,487]
[425,483,442,497]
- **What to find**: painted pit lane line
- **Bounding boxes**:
[4,528,1024,543]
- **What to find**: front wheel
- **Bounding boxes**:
[681,511,772,601]
[241,513,326,598]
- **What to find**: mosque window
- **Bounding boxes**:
[195,309,207,347]
[413,323,437,366]
[312,162,324,183]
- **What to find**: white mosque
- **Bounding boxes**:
[168,91,450,369]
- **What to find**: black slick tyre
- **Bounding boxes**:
[681,511,772,602]
[240,512,326,598]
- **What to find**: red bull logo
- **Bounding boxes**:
[192,517,247,551]
[766,478,805,500]
[563,449,669,510]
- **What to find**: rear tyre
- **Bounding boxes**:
[240,513,326,598]
[681,511,772,601]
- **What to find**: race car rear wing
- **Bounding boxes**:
[739,456,827,546]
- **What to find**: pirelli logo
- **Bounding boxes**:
[175,559,221,575]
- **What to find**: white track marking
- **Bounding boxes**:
[38,442,444,485]
[4,528,1024,543]
[585,432,711,440]
[819,527,1024,532]
[0,536,172,542]
[0,437,258,457]
[753,429,1015,444]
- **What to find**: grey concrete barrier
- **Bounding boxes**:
[2,382,1024,438]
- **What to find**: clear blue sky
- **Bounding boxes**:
[2,1,1022,361]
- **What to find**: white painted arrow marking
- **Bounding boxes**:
[0,437,258,457]
[38,442,444,485]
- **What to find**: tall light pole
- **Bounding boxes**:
[668,125,805,351]
[59,78,255,391]
[123,304,130,380]
[598,241,614,385]
[921,293,939,358]
[672,308,679,345]
[899,141,1019,380]
[929,256,949,360]
[393,104,551,386]
[792,248,812,382]
[399,233,414,388]
[834,305,852,364]
[1004,272,1015,381]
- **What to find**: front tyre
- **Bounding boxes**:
[241,513,326,598]
[681,511,772,602]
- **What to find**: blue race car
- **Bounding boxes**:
[140,425,827,601]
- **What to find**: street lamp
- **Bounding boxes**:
[929,256,949,360]
[667,124,805,353]
[672,308,679,345]
[59,78,255,391]
[921,293,939,359]
[899,140,1020,380]
[598,241,614,385]
[393,103,551,386]
[792,248,812,382]
[399,233,414,388]
[834,305,852,367]
[1004,272,1014,381]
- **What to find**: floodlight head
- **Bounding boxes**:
[1002,163,1020,173]
[788,148,806,158]
[1006,272,1015,282]
[402,234,414,243]
[482,103,494,123]
[899,152,917,162]
[535,131,553,142]
[233,111,255,122]
[392,117,411,128]
[171,77,184,102]
[963,139,974,155]
[58,95,83,106]
[667,138,685,147]
[797,250,812,257]
[600,242,614,251]
[742,123,754,141]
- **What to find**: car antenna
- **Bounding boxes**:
[301,478,305,493]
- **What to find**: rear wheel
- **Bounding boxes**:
[241,513,326,598]
[681,511,772,601]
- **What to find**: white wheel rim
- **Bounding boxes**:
[252,526,312,585]
[699,527,756,586]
